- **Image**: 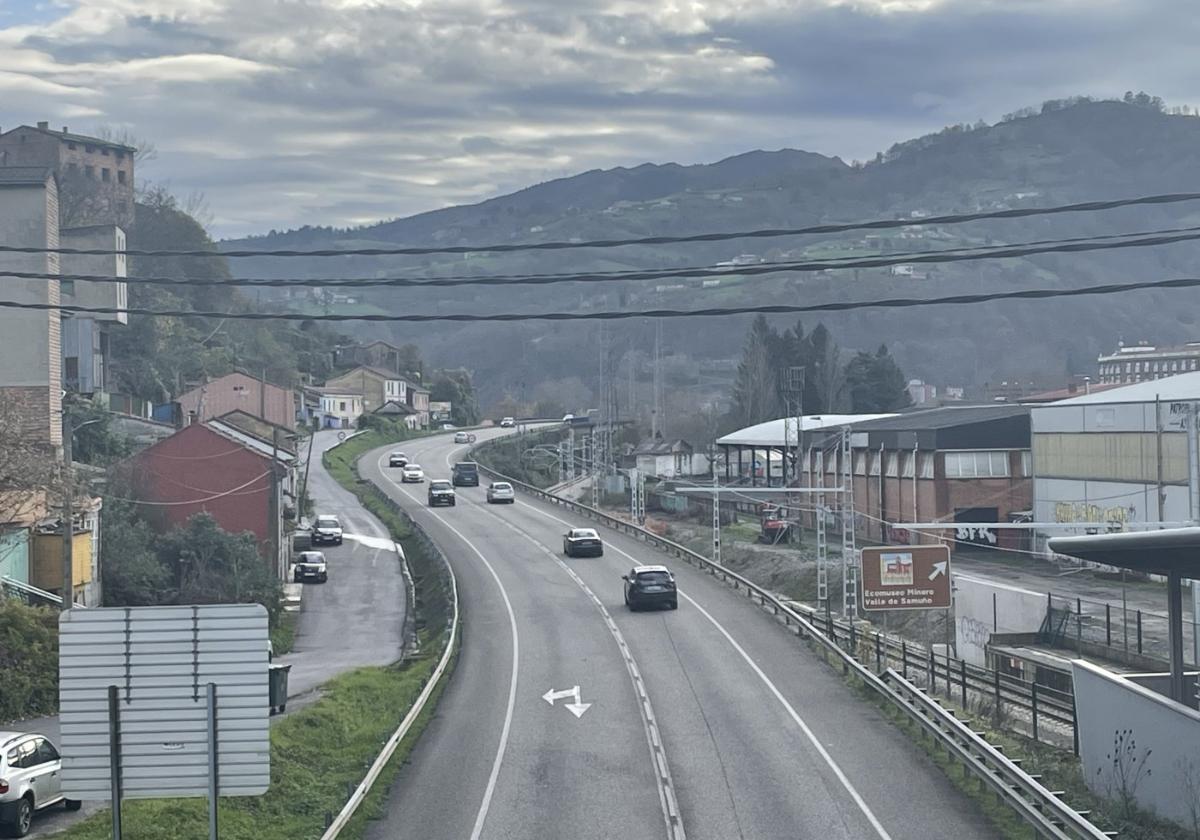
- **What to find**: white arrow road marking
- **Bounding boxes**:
[542,685,592,718]
[928,561,948,580]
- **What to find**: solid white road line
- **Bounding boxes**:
[514,499,894,840]
[376,449,519,840]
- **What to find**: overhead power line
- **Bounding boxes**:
[2,190,1200,259]
[7,223,1200,291]
[2,274,1199,322]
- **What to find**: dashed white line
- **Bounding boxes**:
[513,497,894,840]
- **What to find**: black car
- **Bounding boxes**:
[428,479,456,507]
[563,528,603,557]
[451,461,480,487]
[623,565,678,611]
[294,551,328,583]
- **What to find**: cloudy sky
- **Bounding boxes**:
[0,0,1192,238]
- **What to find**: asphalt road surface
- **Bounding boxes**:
[18,428,406,837]
[362,428,1000,840]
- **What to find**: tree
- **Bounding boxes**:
[800,323,847,414]
[0,400,58,543]
[100,495,171,607]
[430,369,481,426]
[845,344,913,413]
[156,514,282,626]
[731,315,780,426]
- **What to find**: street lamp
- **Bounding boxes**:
[62,416,103,609]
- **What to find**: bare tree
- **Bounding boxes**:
[0,401,58,541]
[93,125,157,164]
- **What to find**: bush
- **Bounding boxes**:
[0,599,59,722]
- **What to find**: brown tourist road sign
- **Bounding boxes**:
[860,545,952,611]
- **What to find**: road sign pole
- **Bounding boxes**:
[207,682,219,840]
[108,685,123,840]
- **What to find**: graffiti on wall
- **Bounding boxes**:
[1054,502,1136,525]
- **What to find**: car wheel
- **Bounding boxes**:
[293,573,301,583]
[64,800,82,812]
[596,549,604,557]
[320,574,328,583]
[12,797,32,837]
[670,600,679,610]
[450,500,456,506]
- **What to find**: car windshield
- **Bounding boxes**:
[300,553,324,562]
[637,571,672,585]
[493,483,512,491]
[431,481,451,489]
[456,462,477,470]
[572,529,597,538]
[406,464,421,470]
[316,517,339,528]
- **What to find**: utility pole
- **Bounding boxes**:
[269,428,282,581]
[1157,394,1166,522]
[61,416,74,610]
[712,469,721,566]
[652,319,664,439]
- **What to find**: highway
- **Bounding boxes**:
[362,428,1000,840]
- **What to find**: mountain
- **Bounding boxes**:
[223,96,1200,409]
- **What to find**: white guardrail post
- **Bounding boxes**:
[468,443,1112,840]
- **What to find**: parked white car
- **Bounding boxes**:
[0,732,80,837]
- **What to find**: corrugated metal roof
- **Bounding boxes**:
[1049,371,1200,405]
[839,404,1029,432]
[3,124,137,152]
[716,414,896,448]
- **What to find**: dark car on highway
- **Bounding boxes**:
[562,527,603,557]
[428,479,456,507]
[623,565,678,611]
[388,451,408,467]
[451,461,480,487]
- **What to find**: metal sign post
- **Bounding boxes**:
[712,472,721,566]
[108,685,122,840]
[207,682,219,840]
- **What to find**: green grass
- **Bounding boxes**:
[269,610,298,656]
[52,651,443,840]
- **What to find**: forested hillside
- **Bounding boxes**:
[223,94,1200,408]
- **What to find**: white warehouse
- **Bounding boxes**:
[1031,372,1200,554]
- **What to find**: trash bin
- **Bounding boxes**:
[269,663,291,715]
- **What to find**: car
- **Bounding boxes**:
[499,417,515,428]
[451,461,480,487]
[486,481,515,504]
[388,451,408,468]
[293,550,328,583]
[0,732,80,837]
[428,479,456,506]
[562,413,574,422]
[311,514,343,546]
[440,423,456,430]
[401,464,425,482]
[563,527,603,557]
[453,431,471,444]
[623,565,678,611]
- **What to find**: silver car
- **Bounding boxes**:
[0,732,79,837]
[486,481,515,504]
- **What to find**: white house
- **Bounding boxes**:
[314,387,363,429]
[632,439,709,479]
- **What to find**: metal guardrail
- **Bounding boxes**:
[471,454,1111,840]
[2,575,66,607]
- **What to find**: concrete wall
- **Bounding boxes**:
[1074,660,1200,827]
[61,225,128,323]
[0,177,62,447]
[954,573,1048,666]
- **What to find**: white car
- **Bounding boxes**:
[486,481,515,504]
[499,417,515,428]
[454,431,471,444]
[563,527,603,557]
[0,732,80,836]
[401,464,425,483]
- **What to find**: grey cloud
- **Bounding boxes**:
[4,0,1197,237]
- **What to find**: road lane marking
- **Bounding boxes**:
[462,489,684,840]
[374,451,519,840]
[512,497,893,840]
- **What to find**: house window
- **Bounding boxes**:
[918,453,934,479]
[339,401,347,411]
[85,144,95,153]
[868,452,881,476]
[884,453,898,477]
[853,451,865,476]
[68,142,77,150]
[901,453,914,478]
[117,170,126,185]
[1021,451,1032,476]
[101,168,110,182]
[101,147,110,156]
[944,451,1010,478]
[84,164,94,179]
[1125,362,1131,373]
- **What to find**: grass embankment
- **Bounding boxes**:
[54,432,457,840]
[471,427,562,488]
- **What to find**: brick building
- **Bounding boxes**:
[132,422,295,573]
[0,167,62,448]
[176,371,296,430]
[324,365,407,414]
[805,405,1032,551]
[0,122,135,228]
